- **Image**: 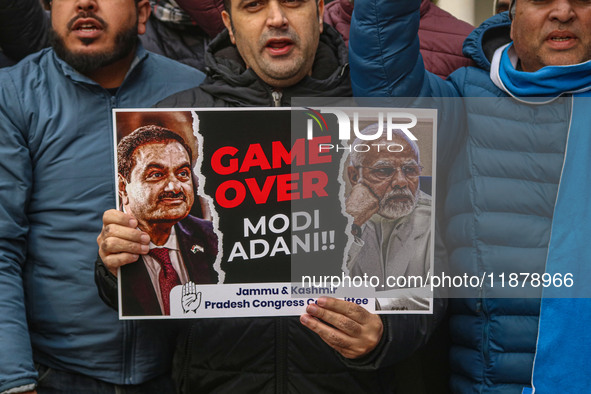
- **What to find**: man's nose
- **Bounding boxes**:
[75,0,98,11]
[164,177,182,193]
[390,169,408,189]
[549,0,575,23]
[266,1,288,29]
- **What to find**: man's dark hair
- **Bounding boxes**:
[118,125,193,181]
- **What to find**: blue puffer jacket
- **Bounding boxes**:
[0,46,204,393]
[351,2,572,393]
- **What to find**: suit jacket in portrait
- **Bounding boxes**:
[348,192,432,284]
[347,191,433,311]
[120,215,218,316]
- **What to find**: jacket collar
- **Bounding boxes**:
[200,25,351,106]
[463,12,511,71]
[51,42,149,88]
[420,0,431,17]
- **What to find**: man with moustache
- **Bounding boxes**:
[153,0,352,107]
[96,0,445,392]
[0,0,224,72]
[0,0,204,392]
[117,126,217,317]
[351,0,591,391]
[346,126,431,310]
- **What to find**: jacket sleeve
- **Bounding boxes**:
[174,0,225,38]
[349,0,459,98]
[0,0,50,61]
[95,257,119,311]
[0,72,37,393]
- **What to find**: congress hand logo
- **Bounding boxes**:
[181,281,201,313]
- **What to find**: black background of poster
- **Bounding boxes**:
[197,109,347,284]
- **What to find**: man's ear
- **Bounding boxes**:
[221,11,236,45]
[509,0,516,39]
[347,166,360,185]
[318,0,325,33]
[118,174,129,206]
[136,0,152,36]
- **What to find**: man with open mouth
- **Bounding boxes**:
[351,0,591,392]
[95,0,445,393]
[0,0,204,393]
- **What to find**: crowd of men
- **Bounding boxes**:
[0,0,588,393]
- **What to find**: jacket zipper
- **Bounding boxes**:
[182,322,197,389]
[270,88,285,392]
[123,321,136,384]
[276,317,287,393]
[271,88,285,392]
[272,90,282,107]
[109,91,136,384]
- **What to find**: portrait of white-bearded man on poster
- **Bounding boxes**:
[117,125,218,316]
[346,124,432,311]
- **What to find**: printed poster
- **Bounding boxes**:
[113,107,437,319]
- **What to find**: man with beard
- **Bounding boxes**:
[0,0,204,393]
[117,126,218,317]
[0,0,224,72]
[346,126,431,310]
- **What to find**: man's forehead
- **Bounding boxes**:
[367,152,417,165]
[133,141,189,164]
[230,0,317,7]
[363,146,417,165]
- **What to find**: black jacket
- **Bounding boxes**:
[0,0,49,67]
[98,26,445,394]
[157,25,352,108]
[140,15,212,72]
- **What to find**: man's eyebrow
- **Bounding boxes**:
[175,162,192,171]
[142,161,192,173]
[237,0,263,6]
[402,159,419,166]
[371,159,419,167]
[371,159,393,167]
[144,163,165,171]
